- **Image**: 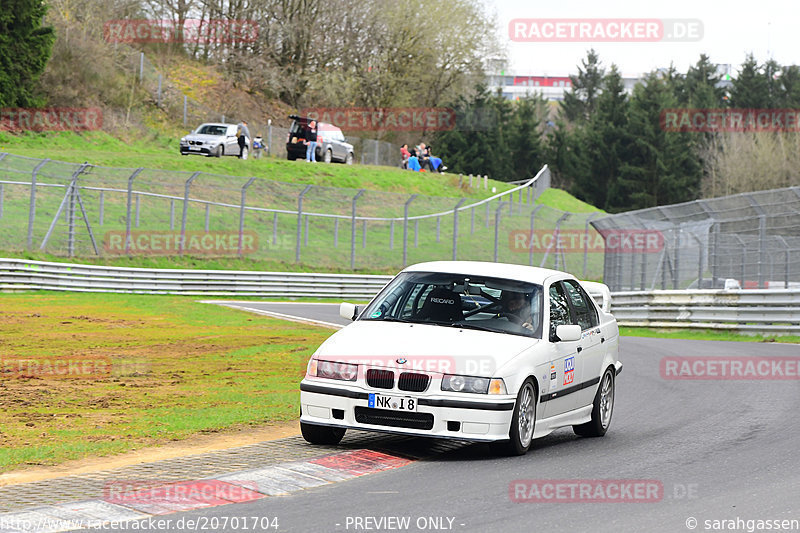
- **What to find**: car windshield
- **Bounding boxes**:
[196,125,227,136]
[360,271,544,339]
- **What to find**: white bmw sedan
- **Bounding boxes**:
[300,261,622,455]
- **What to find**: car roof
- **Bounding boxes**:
[401,261,575,285]
[197,123,235,128]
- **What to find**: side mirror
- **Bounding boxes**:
[339,302,359,321]
[555,324,581,342]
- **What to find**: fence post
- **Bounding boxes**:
[552,213,569,270]
[582,213,600,278]
[403,194,418,266]
[304,215,309,246]
[436,217,440,242]
[362,219,367,249]
[139,52,144,82]
[696,234,704,289]
[41,163,90,255]
[494,202,505,262]
[295,185,312,263]
[205,204,210,231]
[471,206,475,234]
[452,199,467,260]
[125,168,144,254]
[179,172,200,254]
[0,184,4,220]
[469,174,473,188]
[673,226,681,289]
[389,219,394,249]
[711,223,720,285]
[272,212,278,245]
[99,191,104,226]
[350,189,365,269]
[27,158,49,250]
[170,199,175,230]
[758,215,767,288]
[529,205,543,266]
[239,177,256,256]
[135,194,140,227]
[484,175,488,190]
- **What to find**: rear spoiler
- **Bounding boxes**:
[579,280,612,313]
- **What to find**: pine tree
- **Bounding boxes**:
[572,65,630,211]
[0,0,55,107]
[682,54,725,108]
[617,72,702,210]
[507,95,545,182]
[730,54,769,108]
[561,49,605,123]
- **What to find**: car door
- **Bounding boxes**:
[225,125,240,155]
[542,281,583,419]
[562,279,604,408]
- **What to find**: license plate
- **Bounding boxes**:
[368,393,417,412]
[190,146,201,151]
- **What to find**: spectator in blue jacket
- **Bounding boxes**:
[407,149,421,171]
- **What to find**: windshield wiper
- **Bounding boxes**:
[362,316,412,323]
[449,322,503,333]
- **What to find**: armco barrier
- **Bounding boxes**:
[610,289,800,335]
[0,259,393,299]
[2,259,798,336]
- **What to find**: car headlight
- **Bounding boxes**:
[308,359,358,381]
[180,137,186,143]
[442,375,506,394]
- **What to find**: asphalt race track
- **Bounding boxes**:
[103,303,800,533]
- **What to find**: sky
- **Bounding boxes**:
[486,0,800,78]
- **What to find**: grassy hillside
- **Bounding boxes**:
[0,131,513,198]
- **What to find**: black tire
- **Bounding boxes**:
[214,145,223,158]
[323,149,332,164]
[301,422,346,445]
[574,367,615,437]
[345,152,354,165]
[490,378,536,456]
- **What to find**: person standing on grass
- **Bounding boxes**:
[237,120,251,158]
[305,120,318,162]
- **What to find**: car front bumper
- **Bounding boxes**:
[300,381,516,442]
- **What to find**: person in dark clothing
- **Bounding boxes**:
[237,120,251,159]
[305,120,318,162]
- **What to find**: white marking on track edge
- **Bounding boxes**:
[203,303,344,330]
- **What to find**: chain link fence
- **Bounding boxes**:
[0,154,640,278]
[592,187,800,291]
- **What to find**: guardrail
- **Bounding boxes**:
[0,259,393,299]
[610,289,800,335]
[2,259,798,335]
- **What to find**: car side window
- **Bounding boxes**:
[549,283,572,340]
[563,280,599,330]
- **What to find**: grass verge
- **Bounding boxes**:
[620,327,800,344]
[0,292,332,471]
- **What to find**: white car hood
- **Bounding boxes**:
[314,321,538,377]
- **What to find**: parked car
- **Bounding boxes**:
[180,123,249,158]
[299,261,622,456]
[286,115,354,164]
